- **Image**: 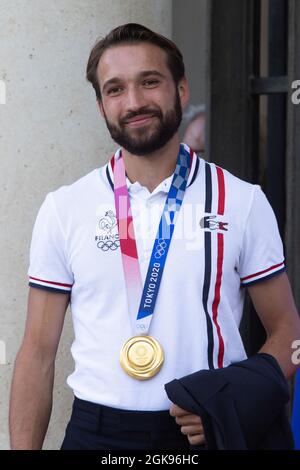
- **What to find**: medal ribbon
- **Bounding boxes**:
[113,144,193,336]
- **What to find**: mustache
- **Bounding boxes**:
[121,107,162,124]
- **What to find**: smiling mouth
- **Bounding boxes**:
[124,115,156,127]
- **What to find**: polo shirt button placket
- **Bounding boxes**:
[143,198,153,258]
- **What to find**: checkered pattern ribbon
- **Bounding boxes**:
[113,144,193,335]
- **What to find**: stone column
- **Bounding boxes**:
[0,0,172,449]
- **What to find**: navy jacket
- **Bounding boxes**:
[165,353,294,450]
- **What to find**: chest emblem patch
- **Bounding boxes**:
[200,215,228,231]
[95,210,120,251]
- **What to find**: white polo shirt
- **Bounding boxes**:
[28,144,285,411]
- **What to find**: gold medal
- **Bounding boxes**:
[120,335,164,380]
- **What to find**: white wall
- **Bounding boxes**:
[0,0,172,449]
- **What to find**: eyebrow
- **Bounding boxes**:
[139,70,166,79]
[102,70,166,93]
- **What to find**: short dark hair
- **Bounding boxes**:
[86,23,185,100]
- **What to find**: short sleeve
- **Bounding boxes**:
[238,186,285,286]
[28,193,74,293]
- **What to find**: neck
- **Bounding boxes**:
[121,135,181,193]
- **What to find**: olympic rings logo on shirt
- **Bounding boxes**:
[97,239,120,251]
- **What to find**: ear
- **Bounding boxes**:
[178,77,190,110]
[97,98,105,117]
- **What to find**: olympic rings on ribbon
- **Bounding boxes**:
[154,238,167,259]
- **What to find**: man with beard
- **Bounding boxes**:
[9,23,300,450]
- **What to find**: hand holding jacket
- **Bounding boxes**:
[165,353,294,450]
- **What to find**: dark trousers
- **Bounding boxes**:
[61,397,192,450]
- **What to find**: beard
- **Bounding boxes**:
[102,89,182,156]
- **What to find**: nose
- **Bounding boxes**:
[126,85,146,111]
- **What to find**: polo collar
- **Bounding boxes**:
[105,143,201,194]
